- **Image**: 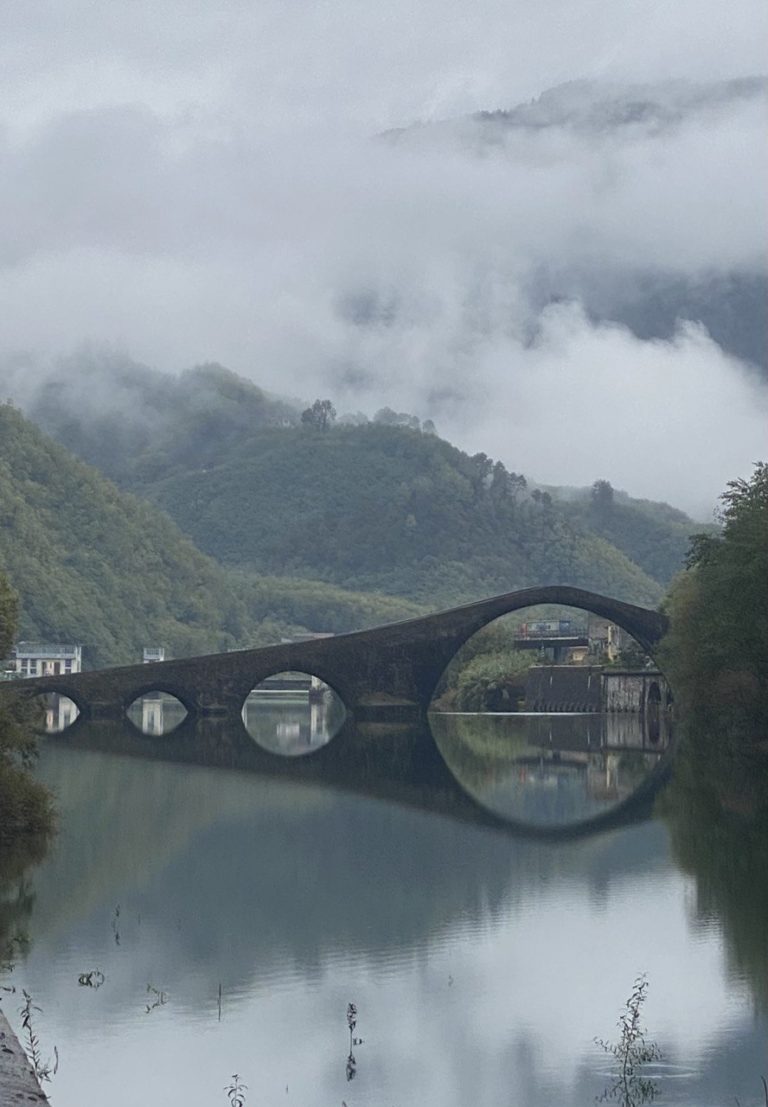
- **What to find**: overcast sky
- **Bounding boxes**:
[1,0,766,516]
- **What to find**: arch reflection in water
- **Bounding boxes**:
[243,671,346,756]
[430,711,672,829]
[127,693,188,736]
[37,692,80,734]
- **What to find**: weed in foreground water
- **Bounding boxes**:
[19,989,58,1084]
[595,974,662,1106]
[225,1073,247,1106]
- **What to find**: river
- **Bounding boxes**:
[0,706,765,1106]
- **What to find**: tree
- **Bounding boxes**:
[373,407,420,430]
[0,566,54,838]
[591,479,614,521]
[661,462,768,722]
[301,399,337,431]
[0,569,18,661]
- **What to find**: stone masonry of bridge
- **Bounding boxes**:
[3,586,668,724]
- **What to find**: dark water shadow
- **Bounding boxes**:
[47,708,674,843]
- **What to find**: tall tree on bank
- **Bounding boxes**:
[662,462,768,723]
[0,567,53,837]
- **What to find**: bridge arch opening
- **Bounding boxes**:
[126,691,188,736]
[30,691,81,734]
[242,671,346,756]
[430,602,662,715]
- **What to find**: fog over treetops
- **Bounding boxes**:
[1,0,766,518]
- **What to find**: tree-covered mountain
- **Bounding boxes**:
[15,357,705,610]
[134,421,664,606]
[0,403,423,666]
[550,480,701,586]
[26,352,299,486]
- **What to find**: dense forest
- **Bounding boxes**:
[0,403,423,667]
[661,462,768,725]
[0,567,54,837]
[134,422,664,607]
[21,356,701,614]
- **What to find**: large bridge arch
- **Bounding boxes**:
[408,585,668,709]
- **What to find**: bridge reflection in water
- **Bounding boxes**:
[44,697,673,839]
[431,712,671,828]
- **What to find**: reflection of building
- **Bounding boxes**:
[45,694,79,733]
[12,643,82,678]
[125,695,187,736]
[242,696,337,754]
[142,698,164,735]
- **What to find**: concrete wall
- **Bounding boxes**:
[525,666,604,712]
[527,666,670,714]
[602,671,668,713]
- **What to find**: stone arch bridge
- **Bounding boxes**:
[6,586,668,724]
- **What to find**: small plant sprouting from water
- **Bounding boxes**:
[19,989,58,1084]
[77,968,105,989]
[595,974,662,1106]
[144,983,169,1014]
[224,1073,247,1106]
[346,1001,364,1082]
[111,903,121,946]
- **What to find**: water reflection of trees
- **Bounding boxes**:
[0,833,49,972]
[27,739,670,1003]
[662,721,768,1011]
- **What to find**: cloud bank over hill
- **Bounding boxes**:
[1,0,766,517]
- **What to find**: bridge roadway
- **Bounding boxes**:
[4,586,668,724]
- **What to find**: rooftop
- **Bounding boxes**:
[14,642,82,659]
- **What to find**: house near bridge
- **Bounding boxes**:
[8,642,82,678]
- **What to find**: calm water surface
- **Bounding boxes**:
[1,709,766,1107]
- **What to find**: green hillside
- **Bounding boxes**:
[134,422,663,607]
[0,404,423,666]
[30,354,298,485]
[551,481,701,586]
[19,356,700,612]
[15,354,708,615]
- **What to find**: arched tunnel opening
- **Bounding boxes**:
[242,671,346,756]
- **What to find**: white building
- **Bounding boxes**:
[143,647,166,663]
[12,643,82,678]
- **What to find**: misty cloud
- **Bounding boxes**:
[1,0,766,516]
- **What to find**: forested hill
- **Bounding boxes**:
[131,422,664,606]
[16,358,703,609]
[0,404,423,667]
[550,481,698,587]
